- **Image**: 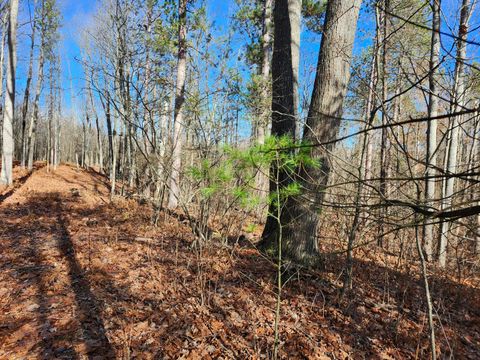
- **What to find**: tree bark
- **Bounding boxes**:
[47,64,54,171]
[363,9,380,219]
[0,11,8,127]
[88,70,103,173]
[27,43,45,170]
[54,80,59,170]
[261,0,362,265]
[1,0,19,185]
[473,108,480,255]
[21,1,37,168]
[260,0,299,246]
[423,0,441,261]
[378,0,390,247]
[289,0,301,141]
[254,0,273,212]
[438,0,471,267]
[258,0,273,145]
[103,90,116,198]
[168,0,188,209]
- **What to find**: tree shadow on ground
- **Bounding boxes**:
[0,192,115,359]
[62,196,480,358]
[2,184,479,358]
[54,196,115,359]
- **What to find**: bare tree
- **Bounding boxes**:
[423,0,441,261]
[27,0,47,169]
[168,0,188,209]
[378,0,390,247]
[21,0,37,168]
[438,0,472,267]
[254,0,273,206]
[289,0,301,140]
[0,10,8,122]
[363,5,380,206]
[0,0,19,185]
[258,0,273,145]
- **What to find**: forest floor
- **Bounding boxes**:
[0,164,479,359]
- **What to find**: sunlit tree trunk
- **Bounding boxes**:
[21,1,37,168]
[82,119,87,168]
[1,0,19,185]
[27,43,45,170]
[363,10,380,217]
[473,107,480,255]
[88,70,103,173]
[47,65,54,171]
[258,0,273,146]
[168,0,188,209]
[289,0,301,141]
[262,0,362,265]
[423,0,441,261]
[255,0,273,209]
[378,0,390,247]
[102,90,116,198]
[0,11,8,125]
[54,82,60,170]
[438,0,471,267]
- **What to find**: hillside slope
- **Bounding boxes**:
[0,165,478,359]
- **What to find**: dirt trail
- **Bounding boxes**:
[0,165,114,358]
[0,165,479,359]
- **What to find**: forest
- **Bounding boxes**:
[0,0,479,358]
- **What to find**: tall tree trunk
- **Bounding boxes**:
[47,64,54,171]
[260,0,299,245]
[27,46,45,170]
[473,108,480,255]
[0,11,8,124]
[343,114,370,292]
[423,0,441,261]
[363,10,380,218]
[261,0,362,265]
[154,98,169,211]
[476,178,480,254]
[54,79,60,170]
[88,71,103,173]
[102,90,116,198]
[168,0,188,209]
[1,0,19,185]
[257,0,273,145]
[289,0,301,141]
[438,0,471,267]
[143,1,155,167]
[27,0,50,170]
[82,120,87,168]
[255,0,273,211]
[21,1,37,168]
[378,0,390,247]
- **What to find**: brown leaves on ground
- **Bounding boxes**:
[0,164,479,359]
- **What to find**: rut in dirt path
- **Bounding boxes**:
[0,166,115,359]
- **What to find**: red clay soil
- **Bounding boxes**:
[0,165,479,359]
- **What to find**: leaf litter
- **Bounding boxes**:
[0,164,478,359]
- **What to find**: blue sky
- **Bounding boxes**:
[14,0,319,115]
[12,0,480,134]
[16,0,98,116]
